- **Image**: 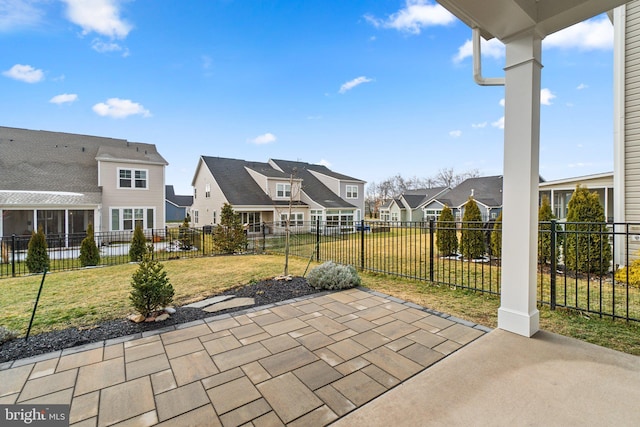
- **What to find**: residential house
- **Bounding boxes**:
[379,188,449,222]
[165,185,193,222]
[422,175,503,222]
[0,126,168,241]
[190,156,365,233]
[538,172,614,221]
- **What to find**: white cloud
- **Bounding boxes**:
[472,122,487,129]
[544,16,613,51]
[499,98,505,107]
[317,159,331,168]
[453,37,505,63]
[91,39,129,56]
[540,88,556,106]
[339,76,373,94]
[577,83,588,90]
[249,133,277,145]
[62,0,132,39]
[492,116,505,130]
[2,64,44,83]
[92,98,151,118]
[568,162,593,168]
[364,0,454,35]
[449,130,462,138]
[0,0,45,32]
[49,93,78,105]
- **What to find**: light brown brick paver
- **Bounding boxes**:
[362,346,423,381]
[327,338,369,361]
[160,323,212,345]
[163,337,204,359]
[229,323,265,340]
[30,358,58,379]
[18,368,77,402]
[314,348,344,367]
[260,334,298,354]
[150,369,177,394]
[203,334,243,356]
[252,411,285,427]
[125,353,170,381]
[98,376,155,427]
[219,397,272,426]
[415,314,455,331]
[213,342,271,372]
[103,344,124,360]
[20,387,73,405]
[315,384,357,417]
[306,316,348,335]
[124,340,164,363]
[170,350,219,386]
[69,390,100,424]
[293,360,343,390]
[242,361,272,384]
[257,372,323,424]
[1,364,33,397]
[259,346,318,377]
[373,319,419,340]
[433,339,463,355]
[361,364,401,388]
[438,323,484,344]
[399,343,445,367]
[322,302,359,317]
[332,371,386,406]
[406,329,448,348]
[250,312,284,326]
[155,381,210,422]
[334,357,371,375]
[109,410,157,427]
[206,316,242,332]
[207,376,262,415]
[352,330,392,350]
[295,331,335,351]
[154,404,221,427]
[261,318,307,336]
[288,405,338,427]
[201,367,245,390]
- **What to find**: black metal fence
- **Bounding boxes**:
[2,220,639,322]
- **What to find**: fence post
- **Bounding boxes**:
[151,229,155,260]
[11,234,16,278]
[262,222,266,252]
[429,219,434,282]
[316,219,320,262]
[550,219,557,310]
[360,219,365,271]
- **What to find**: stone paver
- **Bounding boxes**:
[203,297,255,313]
[0,288,488,427]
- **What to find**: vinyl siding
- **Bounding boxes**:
[626,1,640,257]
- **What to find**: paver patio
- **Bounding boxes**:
[0,287,489,426]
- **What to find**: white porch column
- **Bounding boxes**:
[498,30,542,337]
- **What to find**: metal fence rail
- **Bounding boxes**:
[2,219,639,322]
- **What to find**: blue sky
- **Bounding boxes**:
[1,0,615,195]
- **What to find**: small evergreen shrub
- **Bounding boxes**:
[615,249,640,288]
[213,203,247,254]
[306,261,361,290]
[178,217,193,250]
[436,205,458,256]
[564,185,612,274]
[129,225,147,262]
[490,211,502,258]
[26,226,50,273]
[0,325,18,344]
[79,223,100,267]
[130,246,175,317]
[538,195,559,265]
[460,197,485,260]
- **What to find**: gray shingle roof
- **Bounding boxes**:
[201,156,283,206]
[165,185,193,207]
[401,187,449,209]
[435,176,503,208]
[0,126,167,194]
[270,159,357,209]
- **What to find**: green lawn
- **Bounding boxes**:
[1,254,639,355]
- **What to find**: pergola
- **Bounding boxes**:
[436,0,629,337]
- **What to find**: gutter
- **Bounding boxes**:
[473,28,505,86]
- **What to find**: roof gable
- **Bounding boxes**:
[200,156,275,206]
[434,176,503,208]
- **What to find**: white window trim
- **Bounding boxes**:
[110,207,155,231]
[117,167,149,190]
[346,185,358,199]
[276,183,291,199]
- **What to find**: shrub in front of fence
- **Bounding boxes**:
[490,211,502,258]
[306,260,361,290]
[26,226,50,273]
[212,203,247,254]
[460,197,485,260]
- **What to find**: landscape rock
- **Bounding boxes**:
[164,307,176,314]
[127,314,146,323]
[155,313,170,322]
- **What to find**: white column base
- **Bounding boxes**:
[498,307,540,337]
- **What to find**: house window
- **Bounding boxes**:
[276,183,291,198]
[346,185,358,199]
[194,188,197,199]
[425,209,442,221]
[280,212,303,227]
[205,183,211,198]
[193,210,199,224]
[110,208,155,231]
[326,210,354,227]
[310,210,323,224]
[212,210,217,224]
[118,168,148,189]
[241,212,261,231]
[391,212,399,222]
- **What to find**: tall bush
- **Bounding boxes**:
[26,226,49,273]
[178,216,193,250]
[538,195,559,265]
[436,205,458,256]
[79,223,100,267]
[459,197,485,259]
[212,203,247,254]
[564,185,612,274]
[130,247,174,317]
[490,211,502,258]
[129,225,147,262]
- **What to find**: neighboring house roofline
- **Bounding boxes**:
[538,171,613,188]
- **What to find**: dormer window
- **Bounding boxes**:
[276,183,291,198]
[346,185,358,199]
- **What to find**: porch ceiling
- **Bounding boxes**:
[436,0,628,41]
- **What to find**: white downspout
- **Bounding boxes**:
[613,5,626,264]
[473,28,506,87]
